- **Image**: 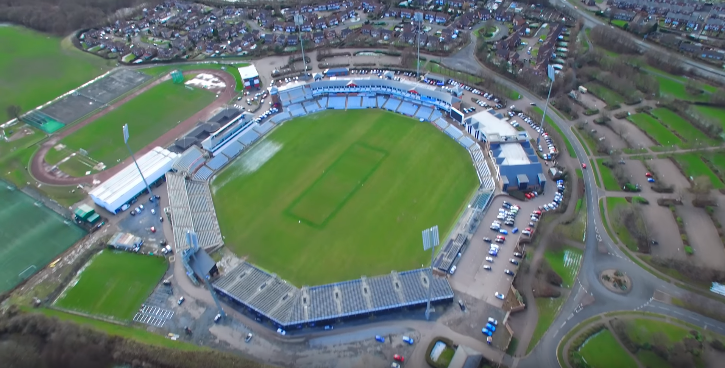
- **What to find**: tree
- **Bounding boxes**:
[6,105,21,120]
[691,175,712,202]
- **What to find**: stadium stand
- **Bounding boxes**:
[444,125,463,140]
[482,177,496,190]
[472,191,494,209]
[398,101,419,117]
[415,106,433,121]
[255,121,275,135]
[206,155,229,171]
[382,98,401,112]
[238,129,261,147]
[362,97,377,108]
[303,100,322,114]
[221,141,244,159]
[433,119,448,130]
[318,97,328,108]
[193,166,214,181]
[433,233,467,272]
[458,136,475,149]
[173,146,205,174]
[288,104,307,117]
[270,111,292,124]
[430,110,443,121]
[327,96,347,109]
[213,262,454,328]
[376,96,388,108]
[166,173,223,251]
[346,96,363,109]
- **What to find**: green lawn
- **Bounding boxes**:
[599,198,617,243]
[27,308,203,351]
[56,80,215,171]
[554,199,587,243]
[611,20,629,28]
[693,106,725,131]
[527,297,566,354]
[0,26,113,118]
[590,159,602,188]
[656,76,712,102]
[606,197,639,251]
[544,246,583,287]
[708,152,725,174]
[55,251,167,320]
[140,62,250,92]
[627,318,690,346]
[585,83,625,106]
[579,329,638,368]
[531,107,576,158]
[211,110,478,286]
[650,108,718,147]
[669,153,724,189]
[572,128,592,156]
[636,350,671,368]
[628,113,682,147]
[596,159,621,191]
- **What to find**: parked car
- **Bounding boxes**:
[245,333,253,342]
[504,269,515,276]
[324,325,334,330]
[402,336,414,345]
[449,265,457,274]
[393,354,405,362]
[486,323,496,332]
[481,328,492,336]
[483,265,492,270]
[488,317,498,325]
[376,335,385,343]
[494,292,505,300]
[483,237,492,243]
[486,257,494,263]
[277,328,286,335]
[510,259,520,265]
[177,296,185,305]
[458,300,466,311]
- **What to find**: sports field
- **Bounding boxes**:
[0,26,112,119]
[212,110,478,285]
[53,80,215,175]
[55,251,167,320]
[0,181,87,293]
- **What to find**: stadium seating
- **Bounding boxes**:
[346,97,363,109]
[398,102,419,116]
[327,96,347,110]
[430,110,443,121]
[433,119,448,130]
[433,233,467,272]
[361,97,377,108]
[193,166,214,181]
[376,96,388,108]
[206,155,229,171]
[270,111,291,125]
[288,104,307,117]
[382,98,401,112]
[220,141,244,159]
[255,121,275,135]
[303,100,322,114]
[415,106,433,120]
[318,97,328,108]
[444,125,463,140]
[166,173,223,251]
[238,129,261,147]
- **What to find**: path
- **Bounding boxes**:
[29,70,236,186]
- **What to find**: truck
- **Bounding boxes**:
[578,86,588,94]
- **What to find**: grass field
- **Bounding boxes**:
[211,110,478,285]
[669,153,725,189]
[0,181,87,293]
[543,246,583,287]
[28,308,203,351]
[693,106,725,131]
[55,80,215,174]
[596,159,621,191]
[650,108,717,147]
[55,251,167,320]
[655,76,713,102]
[628,113,682,147]
[606,197,639,251]
[579,329,638,368]
[554,199,587,242]
[140,62,250,92]
[526,297,566,354]
[585,83,625,106]
[636,350,671,368]
[0,26,113,118]
[626,318,690,346]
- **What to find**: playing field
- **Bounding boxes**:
[212,110,478,286]
[0,26,112,119]
[54,80,215,174]
[0,180,87,293]
[55,251,167,320]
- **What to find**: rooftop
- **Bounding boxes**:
[499,143,530,165]
[238,64,260,80]
[469,110,518,137]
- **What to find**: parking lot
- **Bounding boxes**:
[450,190,562,307]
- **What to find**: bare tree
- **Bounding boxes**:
[6,105,21,121]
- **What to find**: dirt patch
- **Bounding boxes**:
[610,117,655,148]
[6,127,35,142]
[647,158,691,190]
[641,204,683,260]
[678,205,725,270]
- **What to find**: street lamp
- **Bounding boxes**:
[294,14,308,75]
[123,124,153,200]
[539,64,556,137]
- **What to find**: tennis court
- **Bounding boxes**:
[0,180,87,293]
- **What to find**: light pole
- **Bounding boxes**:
[539,64,556,138]
[422,225,439,320]
[414,12,424,79]
[294,14,308,75]
[123,124,153,200]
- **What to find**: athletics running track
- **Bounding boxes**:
[30,70,236,186]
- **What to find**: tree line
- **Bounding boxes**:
[0,0,152,35]
[0,306,276,368]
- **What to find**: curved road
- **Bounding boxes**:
[436,39,725,367]
[29,70,236,186]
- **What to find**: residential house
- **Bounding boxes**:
[474,9,492,21]
[313,31,325,43]
[679,43,702,53]
[361,24,373,35]
[400,9,413,19]
[325,29,337,40]
[402,31,416,44]
[261,33,274,43]
[701,50,724,60]
[704,18,724,32]
[287,36,298,46]
[229,39,243,53]
[385,8,399,18]
[435,13,449,24]
[381,29,393,41]
[370,27,381,38]
[341,27,353,38]
[276,34,286,46]
[582,0,596,6]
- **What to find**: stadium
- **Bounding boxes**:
[90,71,498,329]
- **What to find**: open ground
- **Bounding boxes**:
[55,250,167,320]
[211,109,478,286]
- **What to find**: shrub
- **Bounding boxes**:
[584,109,600,116]
[710,339,725,352]
[546,270,563,286]
[684,246,694,254]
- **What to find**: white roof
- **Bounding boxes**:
[499,144,531,165]
[90,147,178,205]
[470,110,518,137]
[238,65,259,80]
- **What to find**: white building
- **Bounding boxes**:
[90,147,178,213]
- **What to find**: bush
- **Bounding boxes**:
[614,111,630,119]
[546,270,563,286]
[711,339,725,352]
[684,245,694,254]
[584,109,600,116]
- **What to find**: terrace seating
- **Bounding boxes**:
[382,98,401,112]
[482,177,496,190]
[270,111,291,124]
[221,141,244,159]
[398,101,418,116]
[255,121,275,135]
[376,96,388,108]
[430,110,443,121]
[318,97,328,108]
[238,129,261,147]
[361,97,377,108]
[303,100,322,114]
[415,106,433,120]
[346,97,364,109]
[193,166,214,181]
[433,234,467,272]
[288,104,307,117]
[206,155,229,171]
[433,119,448,130]
[166,173,223,251]
[327,96,347,109]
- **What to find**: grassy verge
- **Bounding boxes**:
[628,113,682,148]
[650,108,718,147]
[606,197,638,251]
[599,198,618,244]
[27,308,204,351]
[590,159,602,188]
[596,159,621,191]
[585,82,625,106]
[693,106,725,131]
[579,329,638,368]
[527,297,566,354]
[571,127,592,156]
[668,153,725,189]
[544,246,584,287]
[139,62,250,91]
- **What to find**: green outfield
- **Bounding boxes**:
[0,181,87,293]
[55,251,167,320]
[0,26,113,118]
[211,110,478,285]
[53,80,215,175]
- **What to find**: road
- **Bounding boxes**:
[556,0,725,84]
